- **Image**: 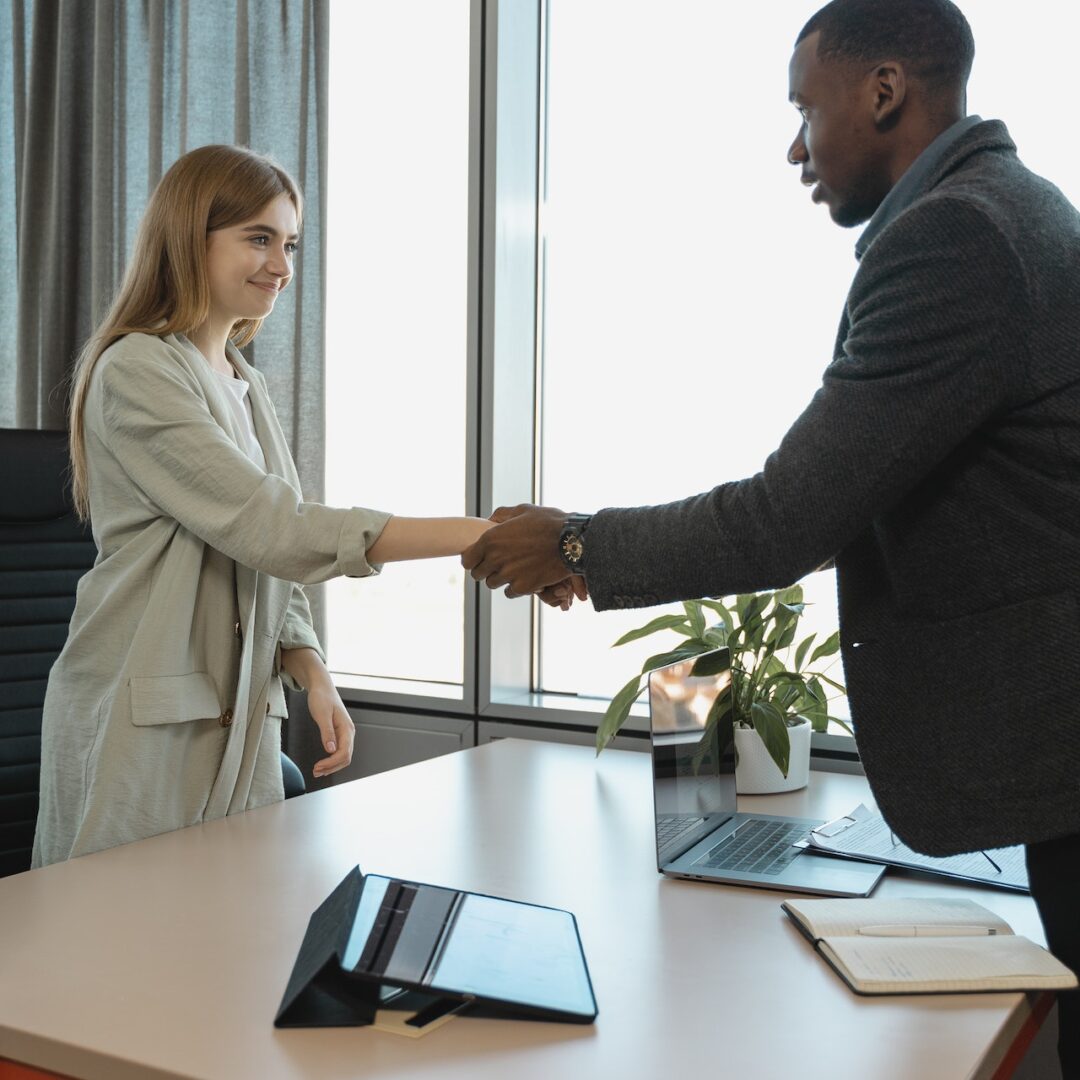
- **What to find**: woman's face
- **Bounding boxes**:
[205,193,299,325]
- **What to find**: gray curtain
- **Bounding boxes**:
[1,0,331,782]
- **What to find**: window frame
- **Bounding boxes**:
[332,0,860,771]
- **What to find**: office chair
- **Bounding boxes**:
[0,428,304,878]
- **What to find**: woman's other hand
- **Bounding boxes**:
[308,679,355,780]
[280,646,356,780]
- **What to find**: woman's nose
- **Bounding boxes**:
[266,246,291,275]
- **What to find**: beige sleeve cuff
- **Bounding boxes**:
[338,508,393,577]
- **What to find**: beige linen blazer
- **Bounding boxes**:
[32,333,390,866]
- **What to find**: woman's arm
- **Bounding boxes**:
[367,516,494,563]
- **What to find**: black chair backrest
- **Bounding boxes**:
[0,428,97,876]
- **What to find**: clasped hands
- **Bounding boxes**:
[461,504,588,610]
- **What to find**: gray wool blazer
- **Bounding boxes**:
[584,120,1080,856]
[33,333,390,866]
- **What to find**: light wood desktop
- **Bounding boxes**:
[0,739,1052,1080]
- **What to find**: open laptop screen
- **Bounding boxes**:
[649,648,737,866]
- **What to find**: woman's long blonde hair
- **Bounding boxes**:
[69,144,303,520]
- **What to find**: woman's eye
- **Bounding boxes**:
[286,242,299,255]
[250,235,269,246]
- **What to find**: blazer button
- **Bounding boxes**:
[265,701,271,715]
[220,708,234,727]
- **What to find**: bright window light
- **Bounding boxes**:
[324,0,471,687]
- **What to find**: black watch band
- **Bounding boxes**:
[559,513,592,573]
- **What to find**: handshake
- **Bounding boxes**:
[461,504,589,611]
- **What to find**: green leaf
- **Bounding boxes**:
[641,643,711,674]
[774,584,804,608]
[596,674,648,752]
[805,676,828,707]
[690,648,729,677]
[763,654,786,677]
[743,592,769,627]
[764,609,789,646]
[776,619,798,651]
[795,708,829,734]
[700,598,734,627]
[684,601,706,639]
[809,630,841,664]
[750,700,791,777]
[793,633,816,672]
[612,613,690,647]
[816,673,847,695]
[827,715,855,736]
[703,627,727,647]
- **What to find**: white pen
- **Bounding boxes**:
[858,925,999,937]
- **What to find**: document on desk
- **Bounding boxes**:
[804,804,1028,892]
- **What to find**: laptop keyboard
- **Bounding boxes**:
[694,819,809,876]
[657,816,705,847]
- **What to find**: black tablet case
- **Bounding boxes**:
[274,866,598,1028]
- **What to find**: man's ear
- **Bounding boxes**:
[870,61,906,128]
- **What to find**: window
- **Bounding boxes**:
[536,0,852,712]
[325,0,472,694]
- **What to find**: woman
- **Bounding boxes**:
[33,145,499,866]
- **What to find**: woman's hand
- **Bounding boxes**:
[536,577,589,610]
[306,678,355,780]
[280,646,356,780]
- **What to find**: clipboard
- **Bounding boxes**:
[275,866,599,1028]
[803,804,1029,892]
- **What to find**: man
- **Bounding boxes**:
[462,0,1080,1071]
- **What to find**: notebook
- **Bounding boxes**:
[648,648,885,897]
[781,895,1077,995]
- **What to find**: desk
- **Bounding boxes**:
[0,739,1051,1080]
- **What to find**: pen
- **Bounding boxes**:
[858,925,999,937]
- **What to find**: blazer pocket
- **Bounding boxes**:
[130,672,223,726]
[266,675,288,719]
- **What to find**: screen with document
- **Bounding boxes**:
[340,874,597,1019]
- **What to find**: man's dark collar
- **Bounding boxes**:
[855,114,985,261]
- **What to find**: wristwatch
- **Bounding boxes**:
[559,513,592,573]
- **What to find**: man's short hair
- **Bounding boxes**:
[796,0,975,93]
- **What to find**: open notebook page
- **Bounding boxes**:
[821,935,1076,992]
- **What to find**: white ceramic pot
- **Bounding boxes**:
[734,719,812,794]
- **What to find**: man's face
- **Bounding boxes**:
[787,32,891,228]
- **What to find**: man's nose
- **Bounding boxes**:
[788,129,807,166]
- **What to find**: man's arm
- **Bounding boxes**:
[464,197,1026,608]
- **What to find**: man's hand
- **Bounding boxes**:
[462,503,576,598]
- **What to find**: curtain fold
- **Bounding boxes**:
[1,0,330,777]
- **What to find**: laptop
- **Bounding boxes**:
[648,648,885,897]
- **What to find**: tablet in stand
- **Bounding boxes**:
[275,867,598,1028]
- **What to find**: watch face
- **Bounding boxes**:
[562,535,585,563]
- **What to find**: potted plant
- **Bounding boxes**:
[597,586,851,793]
